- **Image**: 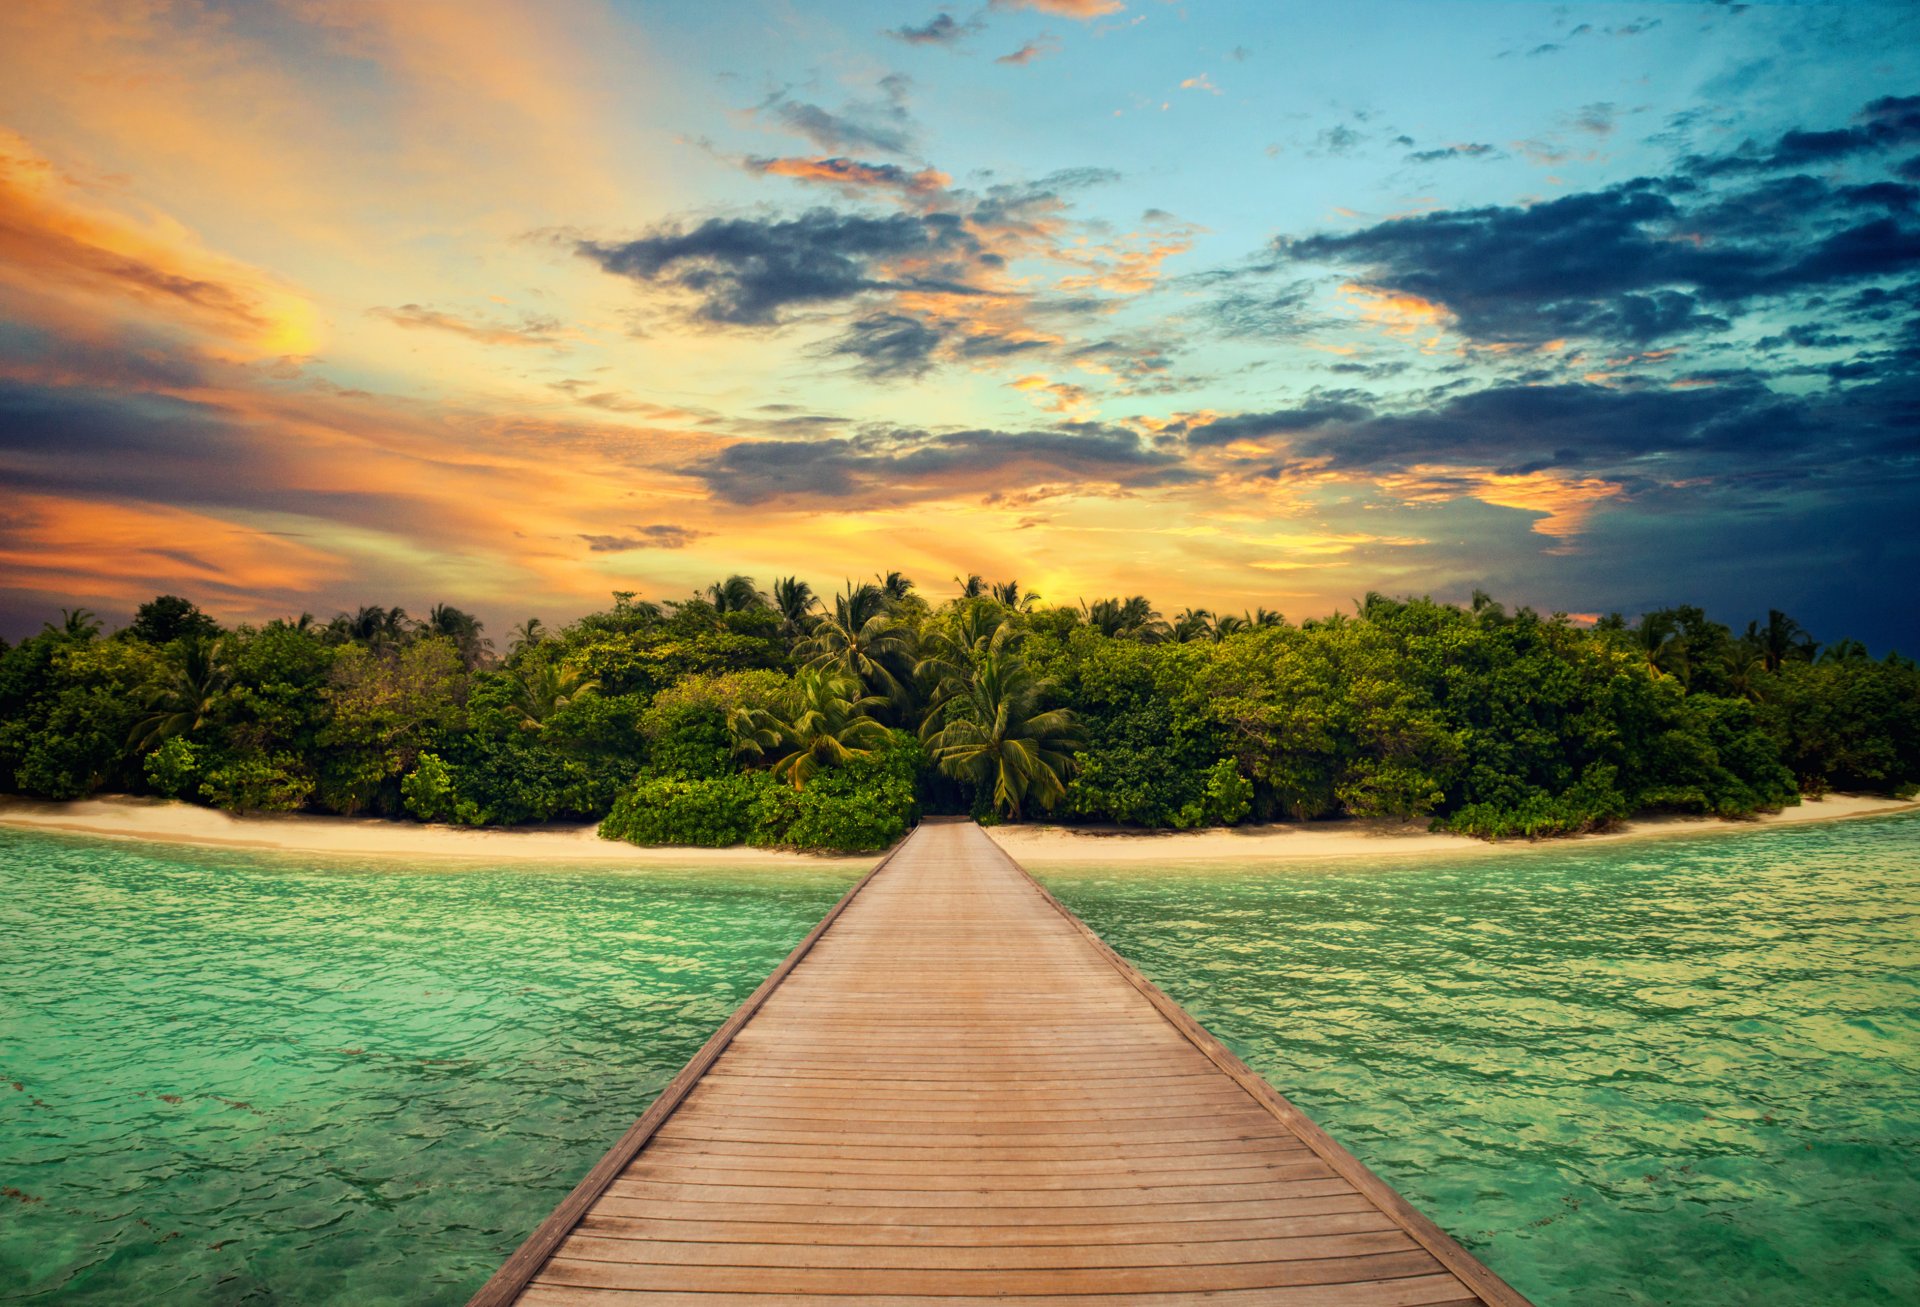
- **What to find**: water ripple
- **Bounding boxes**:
[1038,814,1920,1307]
[0,831,854,1305]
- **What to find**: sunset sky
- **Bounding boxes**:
[3,1,1918,649]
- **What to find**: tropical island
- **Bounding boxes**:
[3,580,1915,855]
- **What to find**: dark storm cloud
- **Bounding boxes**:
[1179,400,1372,447]
[828,311,944,377]
[694,425,1197,506]
[0,381,422,527]
[577,208,986,326]
[1283,176,1920,344]
[1186,371,1920,492]
[1246,97,1920,348]
[1683,95,1920,177]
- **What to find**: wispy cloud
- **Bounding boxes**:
[369,303,563,348]
[887,13,977,46]
[990,0,1124,18]
[580,525,706,551]
[997,37,1060,66]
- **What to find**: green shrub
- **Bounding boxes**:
[598,730,921,853]
[1439,765,1630,839]
[143,737,203,798]
[401,752,457,823]
[199,753,314,813]
[600,771,776,847]
[753,735,922,852]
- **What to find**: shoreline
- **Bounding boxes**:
[986,793,1920,866]
[1,791,1914,869]
[0,795,872,868]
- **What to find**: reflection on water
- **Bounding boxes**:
[1037,813,1920,1307]
[0,831,855,1304]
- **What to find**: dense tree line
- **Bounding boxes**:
[1,580,1915,852]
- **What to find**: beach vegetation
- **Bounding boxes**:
[0,583,1915,851]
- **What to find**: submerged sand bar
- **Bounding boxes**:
[469,818,1532,1305]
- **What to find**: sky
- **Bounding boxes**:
[2,0,1917,650]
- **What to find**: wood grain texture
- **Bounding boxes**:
[471,820,1532,1306]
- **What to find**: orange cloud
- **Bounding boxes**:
[0,129,320,359]
[993,0,1125,17]
[0,495,345,611]
[369,303,564,349]
[1339,282,1451,340]
[1380,467,1625,543]
[749,156,952,195]
[1010,374,1095,415]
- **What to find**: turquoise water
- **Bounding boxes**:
[1037,814,1920,1306]
[0,831,856,1304]
[4,818,1916,1305]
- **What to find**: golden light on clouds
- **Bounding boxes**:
[0,129,321,360]
[1338,282,1451,341]
[0,495,344,608]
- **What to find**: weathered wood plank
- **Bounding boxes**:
[471,821,1530,1306]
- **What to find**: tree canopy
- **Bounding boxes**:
[2,582,1914,851]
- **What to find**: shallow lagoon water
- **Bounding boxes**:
[1037,812,1920,1306]
[2,815,1916,1305]
[0,831,856,1304]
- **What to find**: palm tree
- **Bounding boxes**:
[730,669,891,789]
[956,573,988,599]
[338,604,410,651]
[1744,609,1817,672]
[1083,596,1169,642]
[424,603,489,666]
[1819,638,1872,665]
[771,577,818,637]
[799,582,912,701]
[1634,612,1685,681]
[511,661,597,727]
[916,600,1021,707]
[876,572,917,603]
[1213,613,1249,638]
[1250,607,1285,628]
[921,651,1081,820]
[706,575,767,613]
[990,579,1039,610]
[130,637,230,751]
[44,608,101,642]
[1172,607,1215,642]
[509,617,546,657]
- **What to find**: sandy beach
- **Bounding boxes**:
[0,795,873,868]
[1,791,1913,869]
[986,793,1920,866]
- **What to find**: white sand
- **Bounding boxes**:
[0,792,1911,870]
[0,795,871,868]
[985,793,1920,867]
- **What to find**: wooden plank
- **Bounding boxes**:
[572,1207,1399,1248]
[471,821,1532,1306]
[551,1230,1421,1270]
[517,1285,1485,1307]
[985,836,1536,1307]
[531,1248,1448,1293]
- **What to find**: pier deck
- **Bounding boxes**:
[470,819,1530,1306]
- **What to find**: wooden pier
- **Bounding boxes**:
[470,819,1531,1306]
